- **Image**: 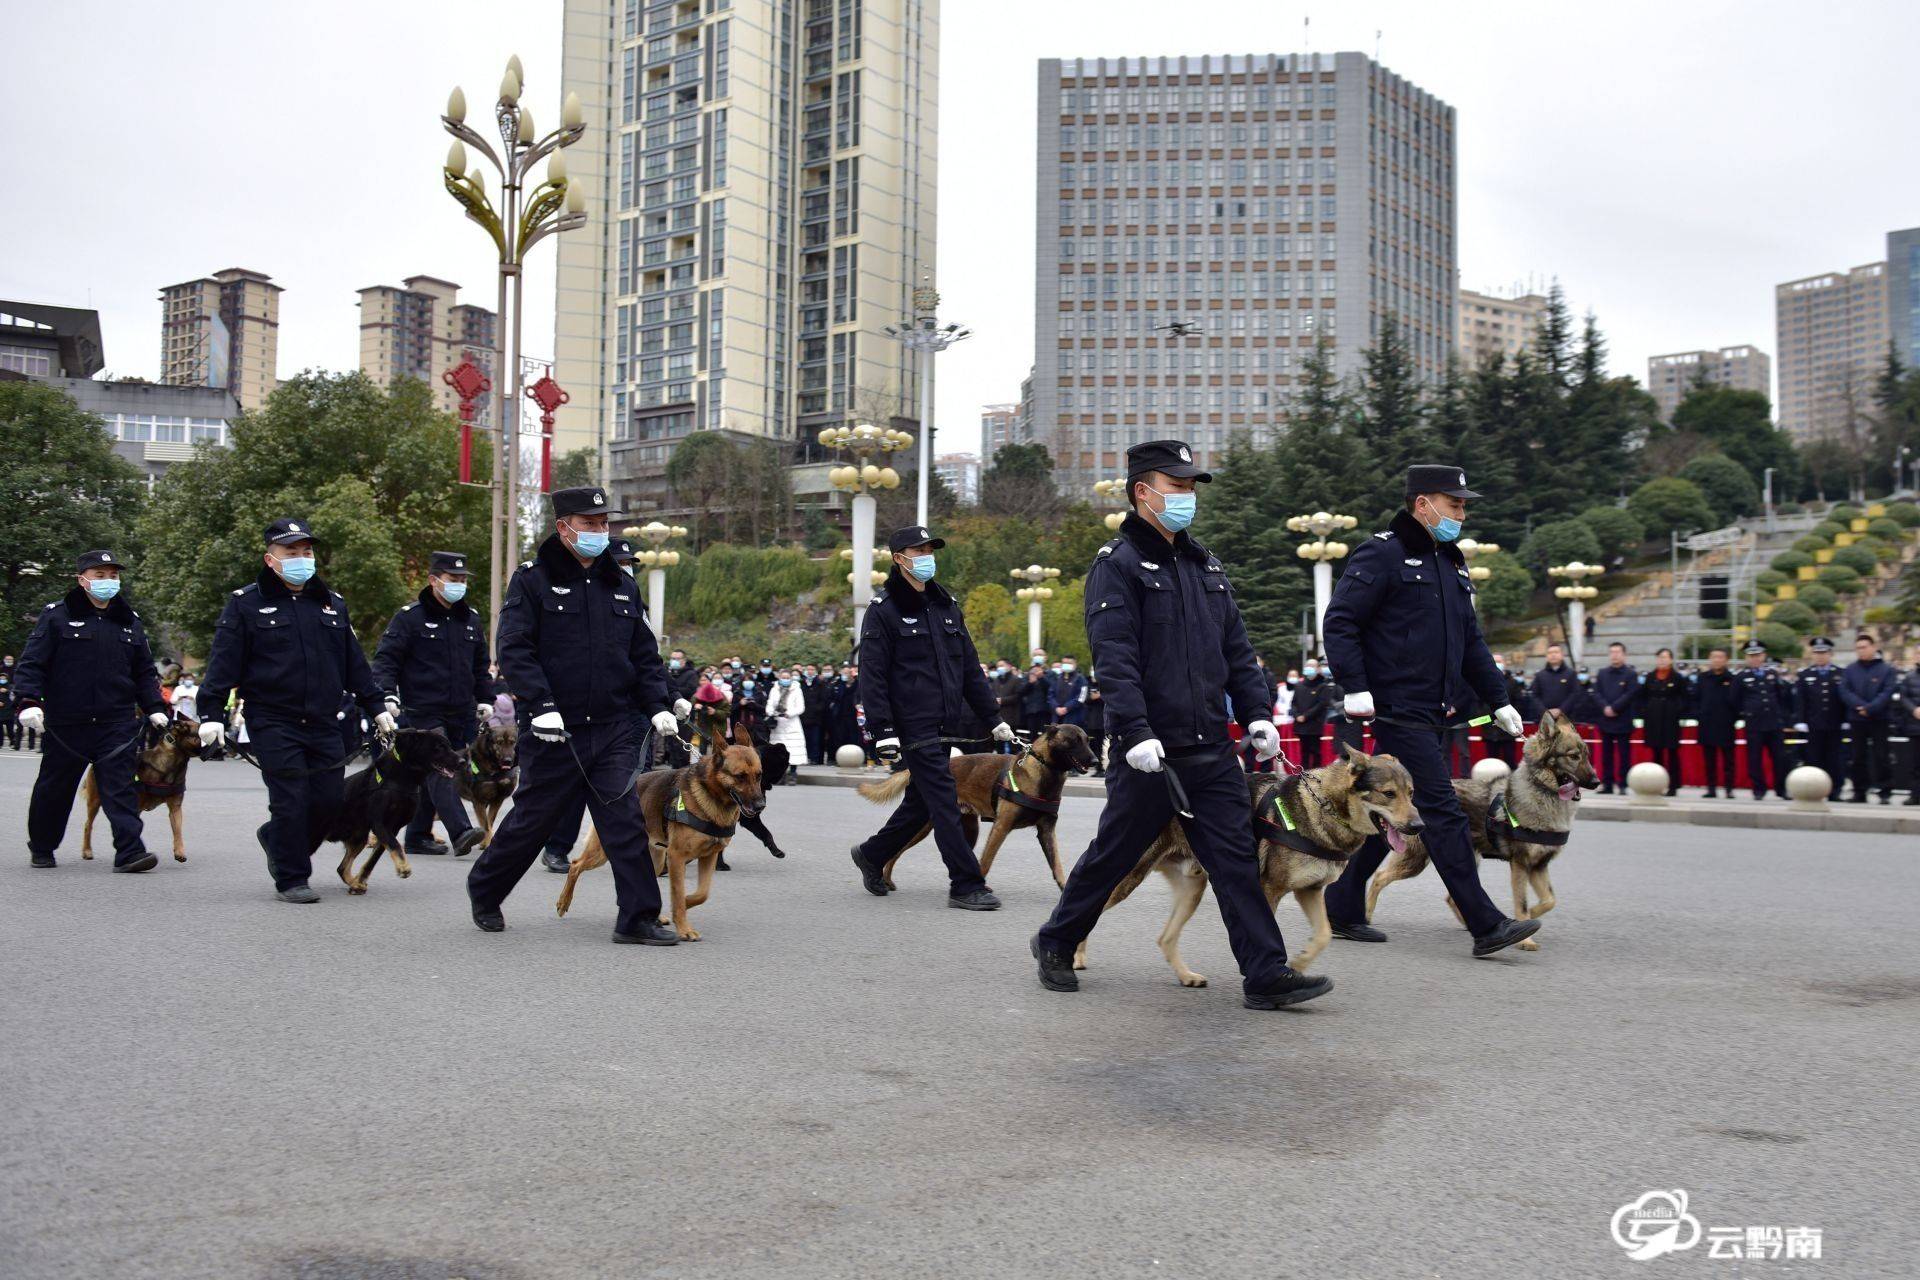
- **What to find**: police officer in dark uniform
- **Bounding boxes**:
[1692,647,1739,797]
[1320,466,1539,956]
[371,550,491,859]
[1736,640,1791,799]
[197,519,394,901]
[1028,441,1329,1008]
[16,550,171,870]
[1291,658,1336,768]
[1794,636,1848,801]
[850,524,1016,909]
[466,488,688,942]
[1529,643,1579,717]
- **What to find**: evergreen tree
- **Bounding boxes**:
[1534,282,1576,390]
[1433,359,1524,549]
[1351,312,1436,524]
[1278,337,1367,515]
[1192,433,1305,660]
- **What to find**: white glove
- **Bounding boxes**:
[1125,738,1166,773]
[374,711,398,735]
[1493,705,1524,738]
[383,695,402,716]
[1343,691,1376,719]
[1246,719,1281,761]
[198,721,225,748]
[531,711,567,742]
[651,710,680,736]
[18,706,44,733]
[1794,722,1808,732]
[875,736,902,762]
[991,721,1016,743]
[476,703,494,722]
[148,711,170,730]
[672,698,692,719]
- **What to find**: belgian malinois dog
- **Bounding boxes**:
[1365,708,1597,950]
[855,724,1098,889]
[457,722,519,849]
[557,723,766,941]
[315,727,465,894]
[1076,744,1423,985]
[82,719,201,863]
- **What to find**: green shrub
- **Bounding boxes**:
[1792,534,1831,554]
[676,544,835,626]
[1831,504,1865,521]
[1627,477,1716,539]
[1813,520,1849,540]
[1777,501,1806,515]
[1764,600,1819,634]
[1518,519,1603,572]
[1794,583,1838,613]
[1754,568,1789,591]
[1831,544,1878,576]
[1883,501,1920,527]
[1868,517,1903,540]
[1753,621,1800,655]
[1869,537,1902,562]
[1770,550,1813,574]
[1863,605,1904,625]
[1678,452,1759,523]
[1474,550,1534,620]
[1578,505,1646,560]
[1817,564,1865,593]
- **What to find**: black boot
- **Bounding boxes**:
[1244,968,1334,1009]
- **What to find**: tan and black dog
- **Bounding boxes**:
[1366,707,1597,950]
[556,723,766,940]
[82,719,201,863]
[856,724,1098,889]
[316,727,466,895]
[457,722,519,850]
[1076,744,1423,986]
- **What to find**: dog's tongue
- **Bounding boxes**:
[1384,822,1408,854]
[1558,781,1581,801]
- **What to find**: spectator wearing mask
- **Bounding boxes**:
[1291,660,1337,768]
[1020,663,1054,736]
[1051,657,1088,728]
[1639,648,1687,795]
[767,668,806,783]
[799,663,828,765]
[1592,643,1639,795]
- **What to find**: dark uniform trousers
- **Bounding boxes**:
[1802,730,1848,800]
[28,719,147,864]
[540,715,651,865]
[467,721,662,933]
[251,716,349,891]
[1486,732,1519,768]
[1296,723,1325,769]
[402,711,477,846]
[1700,744,1736,793]
[1850,723,1891,799]
[856,732,988,894]
[1326,719,1505,937]
[1038,745,1292,994]
[1747,731,1789,797]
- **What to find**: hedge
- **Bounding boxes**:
[1817,564,1866,592]
[1764,600,1819,634]
[1830,544,1879,577]
[1794,583,1839,613]
[1868,517,1904,540]
[1770,550,1813,574]
[1884,502,1920,527]
[1792,535,1830,554]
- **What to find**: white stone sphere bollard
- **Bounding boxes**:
[1784,765,1832,812]
[835,743,866,770]
[1626,761,1670,806]
[1471,757,1511,784]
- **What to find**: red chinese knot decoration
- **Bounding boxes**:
[443,354,493,484]
[526,369,571,493]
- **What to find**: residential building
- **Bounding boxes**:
[1888,226,1920,372]
[1,300,103,379]
[932,451,979,504]
[1645,345,1772,422]
[357,275,497,428]
[554,0,940,520]
[158,268,281,411]
[1775,262,1888,441]
[1457,288,1547,368]
[1033,52,1457,493]
[981,401,1021,457]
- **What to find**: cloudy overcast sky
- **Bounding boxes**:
[5,0,1917,459]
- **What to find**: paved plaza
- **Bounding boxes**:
[1,751,1914,1278]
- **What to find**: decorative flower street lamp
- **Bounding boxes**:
[1010,563,1062,654]
[1549,561,1604,665]
[1092,477,1129,532]
[819,421,913,635]
[621,520,686,643]
[1287,510,1358,650]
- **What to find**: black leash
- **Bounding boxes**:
[551,723,657,809]
[1162,760,1195,820]
[38,721,150,766]
[1361,710,1493,735]
[230,728,381,778]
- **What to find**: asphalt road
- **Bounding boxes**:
[1,750,1914,1278]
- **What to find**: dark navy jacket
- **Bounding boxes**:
[1322,509,1507,721]
[371,585,491,718]
[14,587,166,725]
[1839,656,1896,725]
[1735,665,1791,734]
[1530,662,1579,713]
[1291,674,1336,729]
[1692,667,1739,746]
[198,568,383,726]
[1050,671,1088,726]
[857,570,999,741]
[1794,662,1848,731]
[1083,512,1267,753]
[1592,662,1640,736]
[496,535,670,728]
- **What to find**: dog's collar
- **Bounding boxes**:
[669,785,736,839]
[1488,790,1570,849]
[994,763,1061,815]
[1253,792,1354,862]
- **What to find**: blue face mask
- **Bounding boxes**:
[278,556,316,585]
[1419,498,1463,543]
[84,578,121,602]
[571,529,609,558]
[743,681,755,692]
[1303,665,1318,678]
[1149,488,1197,532]
[908,554,936,581]
[441,581,467,603]
[669,659,684,670]
[778,677,792,687]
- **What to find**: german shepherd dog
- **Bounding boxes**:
[315,727,465,894]
[1075,744,1423,986]
[1365,708,1598,950]
[82,719,201,863]
[457,722,519,850]
[556,724,766,940]
[855,724,1098,889]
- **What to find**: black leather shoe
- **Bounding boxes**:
[1472,917,1541,956]
[277,884,320,904]
[1243,969,1334,1009]
[471,903,505,932]
[1850,794,1868,804]
[612,919,680,946]
[851,845,889,896]
[1031,934,1078,992]
[949,888,1002,911]
[256,823,271,856]
[115,854,159,874]
[1330,919,1388,943]
[30,852,55,869]
[541,847,571,874]
[406,838,451,856]
[452,828,487,856]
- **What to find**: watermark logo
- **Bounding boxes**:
[1612,1190,1702,1261]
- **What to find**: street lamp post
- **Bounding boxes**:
[1010,563,1062,654]
[820,422,913,636]
[883,284,971,527]
[1092,477,1129,533]
[1457,537,1500,591]
[622,520,687,643]
[1286,510,1357,650]
[1549,561,1604,665]
[441,57,589,629]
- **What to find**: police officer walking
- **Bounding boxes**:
[1320,466,1539,956]
[1736,640,1791,799]
[196,520,394,901]
[16,550,171,871]
[849,524,1016,909]
[1029,441,1329,1008]
[466,488,688,942]
[371,550,492,859]
[1795,636,1848,801]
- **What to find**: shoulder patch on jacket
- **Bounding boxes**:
[1096,539,1121,557]
[402,602,417,611]
[1373,531,1391,540]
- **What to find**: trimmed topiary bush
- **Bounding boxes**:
[1813,520,1849,540]
[1764,600,1819,634]
[1883,501,1920,527]
[1831,504,1865,522]
[1818,564,1865,593]
[1831,544,1879,576]
[1777,501,1806,515]
[1754,568,1789,591]
[1792,534,1831,554]
[1863,605,1904,625]
[1770,550,1813,574]
[1578,505,1645,561]
[1794,583,1839,613]
[1754,621,1800,655]
[1868,517,1903,540]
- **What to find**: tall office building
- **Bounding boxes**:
[159,268,281,411]
[1645,344,1772,422]
[356,275,497,428]
[1033,52,1456,492]
[1456,288,1547,368]
[932,451,979,504]
[1775,262,1888,441]
[555,0,939,517]
[1887,226,1920,372]
[981,401,1021,456]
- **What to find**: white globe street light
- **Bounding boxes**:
[1548,561,1605,665]
[1010,563,1062,654]
[1285,510,1358,651]
[622,520,687,643]
[819,422,913,635]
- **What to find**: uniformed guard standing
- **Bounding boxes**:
[1794,636,1848,801]
[1692,648,1739,798]
[196,520,394,901]
[1319,466,1539,956]
[371,550,492,859]
[465,488,688,943]
[15,550,171,871]
[1028,441,1328,1009]
[1736,640,1791,799]
[849,524,1017,909]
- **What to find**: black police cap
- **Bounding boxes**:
[265,517,315,546]
[611,538,636,564]
[551,486,612,518]
[1743,640,1767,655]
[429,551,471,575]
[1809,635,1834,652]
[1125,439,1211,482]
[887,524,946,552]
[1405,465,1481,499]
[76,549,125,573]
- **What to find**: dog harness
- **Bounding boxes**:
[468,756,515,784]
[134,770,186,799]
[1252,791,1354,863]
[993,764,1061,816]
[668,786,736,839]
[1486,790,1570,851]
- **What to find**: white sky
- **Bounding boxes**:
[5,0,1917,461]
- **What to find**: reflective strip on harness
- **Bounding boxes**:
[1489,791,1570,848]
[669,788,736,839]
[1252,794,1353,862]
[993,766,1060,816]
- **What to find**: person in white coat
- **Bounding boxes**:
[767,667,806,784]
